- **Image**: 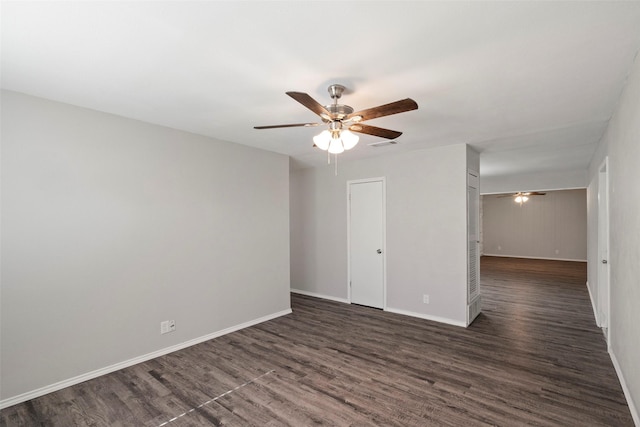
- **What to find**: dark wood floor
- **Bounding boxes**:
[1,257,633,426]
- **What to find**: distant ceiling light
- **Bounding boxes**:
[499,191,546,204]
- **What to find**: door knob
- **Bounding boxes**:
[377,249,382,254]
[602,259,608,264]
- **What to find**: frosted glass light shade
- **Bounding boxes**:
[313,130,331,150]
[514,195,529,204]
[328,137,344,154]
[341,130,359,150]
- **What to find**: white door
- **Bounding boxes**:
[467,170,480,302]
[597,159,610,337]
[349,179,385,309]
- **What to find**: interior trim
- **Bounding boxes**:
[0,308,292,410]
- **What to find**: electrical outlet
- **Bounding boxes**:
[423,294,430,304]
[161,320,176,334]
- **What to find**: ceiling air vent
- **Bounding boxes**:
[368,140,398,147]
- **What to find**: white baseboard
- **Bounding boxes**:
[0,308,292,410]
[385,307,467,328]
[290,290,466,327]
[610,349,639,426]
[482,254,587,262]
[290,288,349,304]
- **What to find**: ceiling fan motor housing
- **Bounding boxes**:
[324,104,354,120]
[324,84,353,120]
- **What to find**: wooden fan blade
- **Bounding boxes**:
[349,124,402,139]
[286,92,333,119]
[347,98,418,122]
[254,123,320,129]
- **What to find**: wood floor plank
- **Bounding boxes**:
[1,256,634,426]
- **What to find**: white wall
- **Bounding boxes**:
[483,189,587,261]
[0,91,291,404]
[587,53,640,424]
[481,169,587,195]
[291,144,477,326]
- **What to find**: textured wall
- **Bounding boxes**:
[589,52,640,423]
[483,189,587,261]
[291,144,476,325]
[1,91,291,402]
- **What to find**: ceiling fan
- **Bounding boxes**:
[499,192,546,205]
[254,84,418,155]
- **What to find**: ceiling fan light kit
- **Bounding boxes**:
[498,191,547,205]
[313,121,360,154]
[254,83,418,170]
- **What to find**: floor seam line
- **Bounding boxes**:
[157,369,275,427]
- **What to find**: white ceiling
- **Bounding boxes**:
[3,1,640,176]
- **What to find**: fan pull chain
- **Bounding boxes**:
[327,150,330,165]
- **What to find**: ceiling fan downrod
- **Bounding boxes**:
[324,84,353,120]
[328,84,345,100]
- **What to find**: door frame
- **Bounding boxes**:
[597,157,610,344]
[347,177,387,309]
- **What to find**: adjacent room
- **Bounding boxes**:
[2,2,640,425]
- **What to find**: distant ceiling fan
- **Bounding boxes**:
[499,192,546,205]
[254,84,418,155]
